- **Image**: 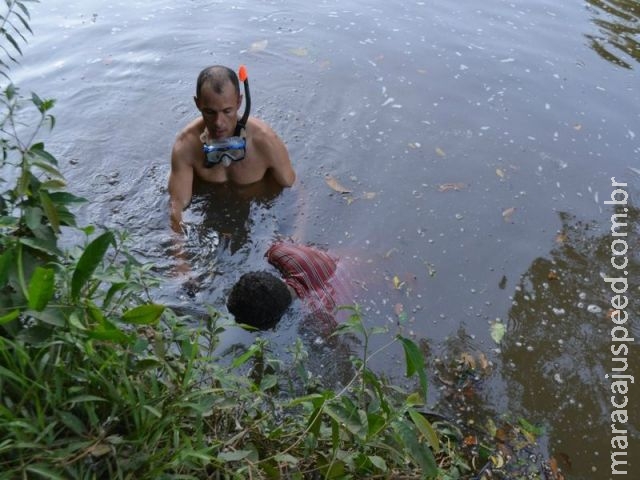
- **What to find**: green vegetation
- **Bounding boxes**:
[0,2,518,479]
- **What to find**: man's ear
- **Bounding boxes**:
[193,96,200,110]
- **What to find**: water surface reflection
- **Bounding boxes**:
[503,206,640,478]
[585,0,640,68]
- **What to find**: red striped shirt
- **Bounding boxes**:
[266,242,341,312]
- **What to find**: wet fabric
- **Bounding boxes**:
[266,242,341,312]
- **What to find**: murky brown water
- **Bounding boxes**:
[12,0,639,477]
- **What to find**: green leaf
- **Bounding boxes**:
[27,266,55,311]
[19,236,63,257]
[490,322,506,344]
[25,465,66,480]
[64,395,107,405]
[368,455,387,472]
[0,249,14,286]
[408,408,440,453]
[71,231,115,300]
[393,420,438,476]
[121,304,164,325]
[518,417,545,437]
[5,32,22,56]
[399,336,428,403]
[217,450,253,462]
[0,309,20,325]
[143,405,162,418]
[27,308,65,327]
[49,191,87,205]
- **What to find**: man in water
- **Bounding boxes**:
[168,65,296,233]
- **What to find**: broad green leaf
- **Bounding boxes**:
[19,237,63,257]
[87,326,130,344]
[27,308,65,327]
[399,336,428,403]
[0,215,19,228]
[121,304,164,325]
[28,158,63,179]
[0,309,20,325]
[49,191,87,204]
[368,455,387,472]
[27,266,55,311]
[408,408,440,453]
[393,420,438,476]
[325,401,367,438]
[40,179,67,190]
[71,231,115,300]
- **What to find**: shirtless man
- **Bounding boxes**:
[168,65,296,233]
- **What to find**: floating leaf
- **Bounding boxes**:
[490,322,506,344]
[438,182,466,192]
[502,207,516,222]
[392,275,405,290]
[290,47,309,57]
[249,39,268,52]
[547,270,558,281]
[573,123,582,131]
[361,191,377,200]
[324,174,351,193]
[496,168,505,178]
[435,147,446,157]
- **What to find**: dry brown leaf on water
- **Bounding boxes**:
[460,352,476,369]
[290,47,309,57]
[324,174,351,193]
[435,147,446,157]
[502,207,516,222]
[249,39,268,52]
[555,232,567,244]
[478,352,490,372]
[394,303,404,316]
[438,182,467,192]
[496,168,505,178]
[548,270,559,281]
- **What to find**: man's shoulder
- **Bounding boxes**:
[174,118,203,148]
[172,118,203,161]
[247,117,280,145]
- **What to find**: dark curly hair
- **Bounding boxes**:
[227,271,293,329]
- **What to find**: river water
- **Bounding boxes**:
[12,0,640,477]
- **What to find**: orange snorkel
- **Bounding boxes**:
[238,65,250,128]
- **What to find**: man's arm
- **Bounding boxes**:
[168,138,195,233]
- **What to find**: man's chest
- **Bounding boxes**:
[193,152,268,186]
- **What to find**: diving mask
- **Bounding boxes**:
[203,136,246,168]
